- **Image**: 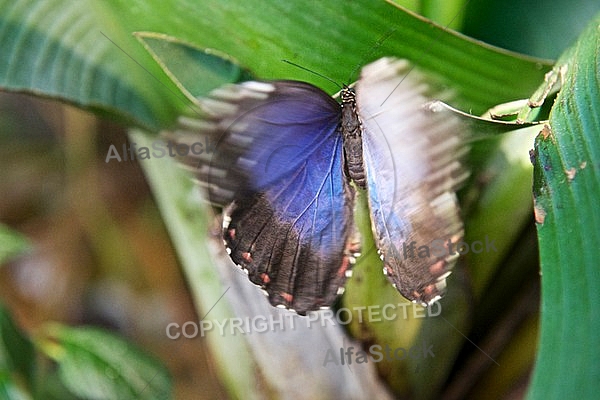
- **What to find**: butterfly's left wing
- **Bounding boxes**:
[356,58,468,306]
[168,81,359,314]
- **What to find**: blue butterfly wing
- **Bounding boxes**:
[171,81,358,314]
[356,58,468,305]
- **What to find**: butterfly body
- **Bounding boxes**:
[170,58,467,315]
[340,87,367,189]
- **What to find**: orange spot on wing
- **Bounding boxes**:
[429,260,445,276]
[280,292,293,304]
[423,284,436,296]
[337,257,350,277]
[242,252,253,263]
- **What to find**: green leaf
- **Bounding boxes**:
[0,304,36,392]
[527,14,600,400]
[0,376,32,400]
[128,130,263,399]
[38,324,171,400]
[134,32,253,102]
[421,0,468,30]
[0,0,551,131]
[0,0,183,130]
[0,224,31,266]
[465,127,539,299]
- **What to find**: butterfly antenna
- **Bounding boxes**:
[282,59,342,89]
[348,28,396,80]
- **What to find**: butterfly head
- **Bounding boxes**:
[340,86,356,106]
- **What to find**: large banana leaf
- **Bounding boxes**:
[528,15,600,400]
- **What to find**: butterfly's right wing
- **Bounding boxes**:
[166,81,359,314]
[357,58,468,306]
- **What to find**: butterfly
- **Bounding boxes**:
[168,57,467,315]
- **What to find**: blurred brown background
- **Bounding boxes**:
[0,92,226,399]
